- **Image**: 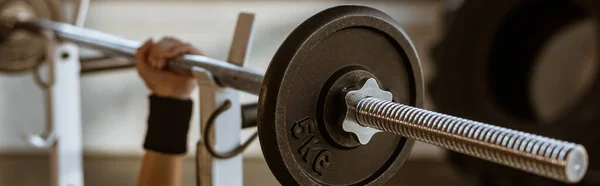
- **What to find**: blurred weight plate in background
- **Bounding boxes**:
[0,0,60,72]
[431,0,600,185]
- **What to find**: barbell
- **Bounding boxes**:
[0,4,590,185]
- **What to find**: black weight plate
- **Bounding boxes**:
[258,5,423,185]
[430,0,600,185]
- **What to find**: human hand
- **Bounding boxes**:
[136,37,202,99]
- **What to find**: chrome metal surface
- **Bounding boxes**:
[342,78,388,144]
[32,19,264,94]
[345,78,589,183]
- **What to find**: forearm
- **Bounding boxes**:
[138,95,193,186]
[138,151,184,186]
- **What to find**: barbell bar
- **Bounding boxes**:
[12,19,264,95]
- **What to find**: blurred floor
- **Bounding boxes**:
[0,155,475,186]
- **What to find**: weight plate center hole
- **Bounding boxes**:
[531,19,598,123]
[318,67,376,148]
[487,0,598,124]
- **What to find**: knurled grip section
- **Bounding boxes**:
[354,97,588,183]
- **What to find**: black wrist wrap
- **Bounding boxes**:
[143,95,193,154]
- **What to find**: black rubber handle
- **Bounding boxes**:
[241,103,258,128]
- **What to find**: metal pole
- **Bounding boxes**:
[33,19,264,95]
[344,78,588,184]
[354,97,587,183]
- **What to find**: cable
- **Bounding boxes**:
[202,99,259,159]
[32,59,53,89]
[196,100,258,186]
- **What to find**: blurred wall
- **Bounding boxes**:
[0,1,445,185]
